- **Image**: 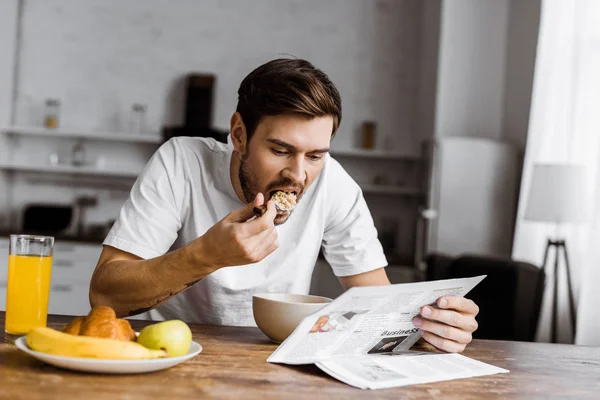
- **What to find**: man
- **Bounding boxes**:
[90,58,479,353]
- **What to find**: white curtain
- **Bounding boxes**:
[512,0,600,344]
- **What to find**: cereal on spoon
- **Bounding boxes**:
[253,191,297,216]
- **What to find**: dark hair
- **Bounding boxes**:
[236,58,342,140]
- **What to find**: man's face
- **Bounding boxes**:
[238,114,333,225]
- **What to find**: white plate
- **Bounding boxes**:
[15,336,203,374]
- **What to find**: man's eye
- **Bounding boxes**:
[272,149,288,156]
[308,155,323,161]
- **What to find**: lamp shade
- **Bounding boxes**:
[524,164,589,224]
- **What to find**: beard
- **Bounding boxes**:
[239,152,304,225]
[239,152,261,204]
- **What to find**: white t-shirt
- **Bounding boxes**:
[104,137,387,326]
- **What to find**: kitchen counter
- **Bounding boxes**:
[1,312,599,399]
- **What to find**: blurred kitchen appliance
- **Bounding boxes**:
[20,195,98,238]
[163,73,228,143]
[186,74,214,129]
[21,204,73,235]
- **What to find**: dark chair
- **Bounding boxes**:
[425,253,545,342]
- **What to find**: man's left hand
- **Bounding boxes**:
[412,296,479,353]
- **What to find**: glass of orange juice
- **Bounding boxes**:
[4,234,54,343]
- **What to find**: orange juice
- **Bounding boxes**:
[5,254,53,335]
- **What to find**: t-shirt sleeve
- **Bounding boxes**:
[321,158,388,277]
[103,139,187,259]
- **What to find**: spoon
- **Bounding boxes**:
[253,202,293,217]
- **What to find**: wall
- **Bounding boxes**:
[7,0,542,186]
[499,0,542,255]
[422,0,541,258]
[1,0,425,257]
[0,0,19,227]
[0,0,18,127]
[13,0,422,155]
[502,0,541,151]
[1,0,543,259]
[431,0,540,148]
[434,0,510,140]
[416,0,441,143]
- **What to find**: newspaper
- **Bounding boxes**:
[267,276,509,389]
[316,353,509,390]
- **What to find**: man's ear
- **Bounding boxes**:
[230,112,247,154]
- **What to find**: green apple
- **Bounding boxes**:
[137,320,192,357]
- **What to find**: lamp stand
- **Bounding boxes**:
[541,238,577,343]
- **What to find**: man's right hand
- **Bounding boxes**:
[192,193,279,270]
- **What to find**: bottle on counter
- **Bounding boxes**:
[129,103,147,133]
[361,120,376,150]
[44,98,61,129]
[71,141,86,166]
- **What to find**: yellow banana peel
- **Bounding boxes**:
[26,327,167,360]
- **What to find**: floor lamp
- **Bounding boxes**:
[524,164,588,344]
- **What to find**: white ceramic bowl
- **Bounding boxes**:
[252,293,332,343]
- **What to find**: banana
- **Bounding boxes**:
[26,327,167,360]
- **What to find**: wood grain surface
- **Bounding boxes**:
[1,312,599,399]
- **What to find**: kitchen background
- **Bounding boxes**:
[0,0,540,315]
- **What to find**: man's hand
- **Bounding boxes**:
[192,193,279,269]
[412,296,479,353]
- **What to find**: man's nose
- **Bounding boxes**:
[282,155,306,184]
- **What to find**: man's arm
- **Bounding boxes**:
[90,245,213,317]
[337,267,390,290]
[90,195,278,318]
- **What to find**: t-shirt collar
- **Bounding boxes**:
[218,136,244,205]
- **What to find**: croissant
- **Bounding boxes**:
[63,306,137,342]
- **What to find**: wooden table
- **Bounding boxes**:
[1,312,599,399]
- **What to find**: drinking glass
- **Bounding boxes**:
[4,234,54,343]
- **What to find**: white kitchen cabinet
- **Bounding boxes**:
[51,242,101,285]
[48,241,102,316]
[48,283,94,317]
[0,237,101,315]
